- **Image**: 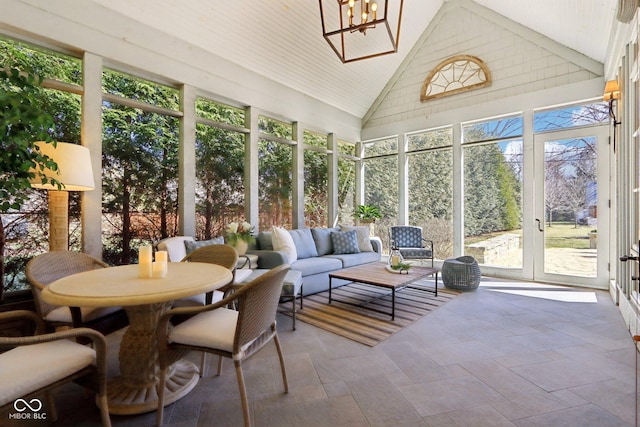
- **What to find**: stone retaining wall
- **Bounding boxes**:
[466,233,520,265]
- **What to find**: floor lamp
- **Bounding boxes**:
[29,142,95,252]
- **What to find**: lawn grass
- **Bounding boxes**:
[465,222,595,250]
[544,222,594,249]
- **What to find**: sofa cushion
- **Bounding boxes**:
[272,226,297,263]
[157,236,194,262]
[257,232,274,250]
[331,230,360,254]
[184,237,224,255]
[325,251,380,268]
[291,256,342,276]
[311,227,339,255]
[288,228,318,259]
[340,225,374,252]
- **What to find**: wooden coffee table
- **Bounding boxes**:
[328,263,438,320]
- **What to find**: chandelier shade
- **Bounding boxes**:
[319,0,404,63]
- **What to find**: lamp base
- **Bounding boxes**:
[48,190,69,251]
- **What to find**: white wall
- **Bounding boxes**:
[362,0,604,138]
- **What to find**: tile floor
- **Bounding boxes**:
[42,278,638,426]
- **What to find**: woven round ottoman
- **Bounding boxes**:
[442,256,481,290]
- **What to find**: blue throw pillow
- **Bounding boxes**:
[184,237,224,254]
[330,230,360,254]
[311,227,339,255]
[288,228,319,259]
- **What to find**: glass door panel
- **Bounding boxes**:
[534,127,609,287]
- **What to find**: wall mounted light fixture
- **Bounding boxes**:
[603,79,621,153]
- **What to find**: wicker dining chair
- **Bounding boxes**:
[26,251,127,333]
[175,244,239,307]
[0,310,111,426]
[155,264,290,427]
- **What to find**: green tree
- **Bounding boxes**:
[101,70,180,264]
[0,67,61,299]
[195,124,245,239]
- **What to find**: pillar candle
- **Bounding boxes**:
[139,245,152,278]
[155,250,168,263]
[152,261,167,278]
[155,250,168,277]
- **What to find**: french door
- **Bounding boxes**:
[531,126,609,288]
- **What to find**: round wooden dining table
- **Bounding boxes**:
[41,262,233,415]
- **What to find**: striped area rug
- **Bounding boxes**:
[282,280,460,346]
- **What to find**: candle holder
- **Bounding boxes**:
[388,240,403,268]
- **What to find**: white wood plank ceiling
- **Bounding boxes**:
[90,0,617,118]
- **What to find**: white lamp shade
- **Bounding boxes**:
[30,141,95,191]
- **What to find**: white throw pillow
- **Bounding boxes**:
[340,225,374,252]
[272,226,298,264]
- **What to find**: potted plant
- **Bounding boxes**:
[355,204,381,237]
[0,67,61,301]
[355,204,381,224]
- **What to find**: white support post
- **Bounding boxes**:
[179,85,197,237]
[292,122,305,229]
[81,52,103,258]
[245,107,260,230]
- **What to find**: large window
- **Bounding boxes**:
[407,128,453,260]
[338,141,357,226]
[304,130,328,228]
[101,69,180,265]
[195,98,246,239]
[258,116,293,229]
[463,116,523,268]
[363,137,399,247]
[1,39,82,294]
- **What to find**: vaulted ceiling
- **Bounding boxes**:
[91,0,617,118]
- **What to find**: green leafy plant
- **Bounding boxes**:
[355,204,381,222]
[0,67,61,301]
[391,262,412,272]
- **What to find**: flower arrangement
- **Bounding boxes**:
[226,221,255,245]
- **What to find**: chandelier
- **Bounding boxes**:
[319,0,404,63]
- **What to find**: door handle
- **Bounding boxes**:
[535,219,543,232]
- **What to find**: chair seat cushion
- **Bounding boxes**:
[0,340,96,406]
[45,305,122,323]
[170,308,238,352]
[399,248,433,259]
